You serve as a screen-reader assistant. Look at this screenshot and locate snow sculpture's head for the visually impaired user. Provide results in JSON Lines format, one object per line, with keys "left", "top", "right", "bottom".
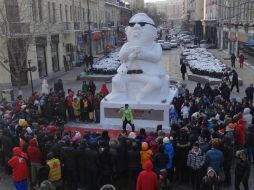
{"left": 126, "top": 13, "right": 157, "bottom": 44}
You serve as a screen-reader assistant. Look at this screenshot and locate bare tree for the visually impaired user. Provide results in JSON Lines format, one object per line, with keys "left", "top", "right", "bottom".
{"left": 0, "top": 0, "right": 51, "bottom": 90}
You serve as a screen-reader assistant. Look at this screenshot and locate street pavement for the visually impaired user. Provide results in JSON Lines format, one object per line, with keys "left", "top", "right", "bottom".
{"left": 1, "top": 47, "right": 254, "bottom": 189}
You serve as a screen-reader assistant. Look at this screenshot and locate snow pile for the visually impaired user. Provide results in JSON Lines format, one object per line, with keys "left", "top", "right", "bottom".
{"left": 182, "top": 48, "right": 228, "bottom": 78}
{"left": 92, "top": 52, "right": 121, "bottom": 74}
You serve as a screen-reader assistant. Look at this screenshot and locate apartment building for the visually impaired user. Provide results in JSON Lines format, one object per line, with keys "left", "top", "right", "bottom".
{"left": 182, "top": 0, "right": 204, "bottom": 38}
{"left": 217, "top": 0, "right": 254, "bottom": 58}
{"left": 0, "top": 0, "right": 131, "bottom": 89}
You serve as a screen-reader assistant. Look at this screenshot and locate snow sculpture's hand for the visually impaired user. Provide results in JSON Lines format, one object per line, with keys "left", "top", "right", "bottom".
{"left": 128, "top": 47, "right": 141, "bottom": 61}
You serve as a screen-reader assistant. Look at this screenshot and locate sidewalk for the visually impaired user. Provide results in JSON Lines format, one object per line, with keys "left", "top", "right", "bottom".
{"left": 209, "top": 49, "right": 254, "bottom": 99}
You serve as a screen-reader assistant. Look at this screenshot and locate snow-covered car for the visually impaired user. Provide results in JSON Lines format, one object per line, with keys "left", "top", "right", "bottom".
{"left": 183, "top": 38, "right": 191, "bottom": 43}
{"left": 182, "top": 48, "right": 229, "bottom": 78}
{"left": 161, "top": 42, "right": 171, "bottom": 50}
{"left": 157, "top": 40, "right": 165, "bottom": 47}
{"left": 92, "top": 52, "right": 121, "bottom": 74}
{"left": 170, "top": 40, "right": 178, "bottom": 48}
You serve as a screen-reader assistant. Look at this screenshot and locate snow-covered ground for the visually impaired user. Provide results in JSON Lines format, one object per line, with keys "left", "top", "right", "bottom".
{"left": 182, "top": 48, "right": 228, "bottom": 77}
{"left": 92, "top": 52, "right": 121, "bottom": 74}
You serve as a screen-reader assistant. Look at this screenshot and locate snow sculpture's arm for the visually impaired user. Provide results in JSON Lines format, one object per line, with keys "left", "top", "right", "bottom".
{"left": 119, "top": 43, "right": 131, "bottom": 62}
{"left": 137, "top": 43, "right": 162, "bottom": 63}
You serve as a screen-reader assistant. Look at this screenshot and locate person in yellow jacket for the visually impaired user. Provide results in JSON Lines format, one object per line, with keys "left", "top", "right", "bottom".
{"left": 72, "top": 96, "right": 80, "bottom": 120}
{"left": 140, "top": 142, "right": 153, "bottom": 169}
{"left": 119, "top": 104, "right": 135, "bottom": 132}
{"left": 46, "top": 153, "right": 62, "bottom": 185}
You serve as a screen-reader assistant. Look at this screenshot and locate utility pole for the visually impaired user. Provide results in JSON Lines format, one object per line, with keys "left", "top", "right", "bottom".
{"left": 28, "top": 60, "right": 34, "bottom": 94}
{"left": 87, "top": 0, "right": 93, "bottom": 56}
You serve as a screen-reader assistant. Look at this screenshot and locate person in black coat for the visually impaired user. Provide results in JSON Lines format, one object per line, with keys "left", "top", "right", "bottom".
{"left": 231, "top": 70, "right": 239, "bottom": 93}
{"left": 245, "top": 84, "right": 254, "bottom": 106}
{"left": 203, "top": 83, "right": 212, "bottom": 98}
{"left": 99, "top": 146, "right": 113, "bottom": 186}
{"left": 211, "top": 86, "right": 220, "bottom": 101}
{"left": 175, "top": 132, "right": 191, "bottom": 183}
{"left": 180, "top": 62, "right": 187, "bottom": 80}
{"left": 60, "top": 139, "right": 78, "bottom": 190}
{"left": 220, "top": 82, "right": 231, "bottom": 101}
{"left": 54, "top": 79, "right": 64, "bottom": 94}
{"left": 1, "top": 128, "right": 14, "bottom": 174}
{"left": 153, "top": 145, "right": 169, "bottom": 175}
{"left": 77, "top": 140, "right": 88, "bottom": 188}
{"left": 235, "top": 150, "right": 251, "bottom": 190}
{"left": 231, "top": 53, "right": 236, "bottom": 68}
{"left": 222, "top": 136, "right": 234, "bottom": 187}
{"left": 193, "top": 83, "right": 203, "bottom": 97}
{"left": 85, "top": 142, "right": 100, "bottom": 190}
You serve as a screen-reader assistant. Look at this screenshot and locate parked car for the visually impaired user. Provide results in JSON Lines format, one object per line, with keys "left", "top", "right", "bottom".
{"left": 170, "top": 40, "right": 178, "bottom": 48}
{"left": 157, "top": 40, "right": 165, "bottom": 47}
{"left": 183, "top": 38, "right": 191, "bottom": 43}
{"left": 161, "top": 42, "right": 171, "bottom": 50}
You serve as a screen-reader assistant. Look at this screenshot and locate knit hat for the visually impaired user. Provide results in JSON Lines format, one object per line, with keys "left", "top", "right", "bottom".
{"left": 19, "top": 119, "right": 28, "bottom": 128}
{"left": 128, "top": 132, "right": 136, "bottom": 139}
{"left": 207, "top": 167, "right": 215, "bottom": 174}
{"left": 236, "top": 149, "right": 246, "bottom": 158}
{"left": 163, "top": 137, "right": 169, "bottom": 144}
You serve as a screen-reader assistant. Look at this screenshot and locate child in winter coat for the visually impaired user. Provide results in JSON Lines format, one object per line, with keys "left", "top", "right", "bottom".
{"left": 72, "top": 96, "right": 80, "bottom": 120}
{"left": 140, "top": 142, "right": 153, "bottom": 169}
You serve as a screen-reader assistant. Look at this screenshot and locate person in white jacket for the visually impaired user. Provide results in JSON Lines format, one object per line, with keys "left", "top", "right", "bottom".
{"left": 243, "top": 107, "right": 253, "bottom": 129}
{"left": 181, "top": 102, "right": 190, "bottom": 123}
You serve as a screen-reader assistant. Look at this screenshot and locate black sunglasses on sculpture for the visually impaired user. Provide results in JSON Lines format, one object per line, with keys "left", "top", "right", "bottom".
{"left": 129, "top": 22, "right": 156, "bottom": 27}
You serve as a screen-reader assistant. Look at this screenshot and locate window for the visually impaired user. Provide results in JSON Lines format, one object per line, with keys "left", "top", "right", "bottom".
{"left": 60, "top": 4, "right": 63, "bottom": 21}
{"left": 83, "top": 8, "right": 85, "bottom": 21}
{"left": 65, "top": 5, "right": 68, "bottom": 22}
{"left": 48, "top": 2, "right": 51, "bottom": 23}
{"left": 32, "top": 0, "right": 37, "bottom": 22}
{"left": 70, "top": 6, "right": 73, "bottom": 21}
{"left": 38, "top": 0, "right": 43, "bottom": 22}
{"left": 52, "top": 2, "right": 56, "bottom": 23}
{"left": 250, "top": 2, "right": 254, "bottom": 21}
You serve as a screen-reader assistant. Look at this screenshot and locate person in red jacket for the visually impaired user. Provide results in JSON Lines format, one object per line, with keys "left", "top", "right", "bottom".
{"left": 235, "top": 117, "right": 246, "bottom": 150}
{"left": 136, "top": 160, "right": 158, "bottom": 190}
{"left": 27, "top": 138, "right": 43, "bottom": 186}
{"left": 8, "top": 147, "right": 29, "bottom": 190}
{"left": 239, "top": 53, "right": 244, "bottom": 69}
{"left": 66, "top": 89, "right": 74, "bottom": 120}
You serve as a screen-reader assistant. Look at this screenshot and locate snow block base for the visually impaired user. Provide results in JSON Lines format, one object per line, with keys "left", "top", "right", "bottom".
{"left": 100, "top": 89, "right": 178, "bottom": 130}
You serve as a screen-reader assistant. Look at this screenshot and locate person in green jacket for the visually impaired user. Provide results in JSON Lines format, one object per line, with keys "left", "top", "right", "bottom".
{"left": 119, "top": 104, "right": 135, "bottom": 132}
{"left": 82, "top": 81, "right": 89, "bottom": 93}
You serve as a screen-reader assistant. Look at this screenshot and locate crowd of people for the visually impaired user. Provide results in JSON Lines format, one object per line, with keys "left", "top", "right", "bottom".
{"left": 0, "top": 77, "right": 254, "bottom": 190}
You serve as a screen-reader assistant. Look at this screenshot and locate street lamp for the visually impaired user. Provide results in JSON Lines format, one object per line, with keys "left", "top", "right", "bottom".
{"left": 87, "top": 0, "right": 93, "bottom": 56}
{"left": 27, "top": 60, "right": 37, "bottom": 94}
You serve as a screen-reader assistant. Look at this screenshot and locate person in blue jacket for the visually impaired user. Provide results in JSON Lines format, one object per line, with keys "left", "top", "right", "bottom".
{"left": 163, "top": 137, "right": 175, "bottom": 181}
{"left": 205, "top": 139, "right": 224, "bottom": 174}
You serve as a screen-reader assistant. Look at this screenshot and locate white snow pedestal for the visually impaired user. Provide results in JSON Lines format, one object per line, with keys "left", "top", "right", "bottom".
{"left": 100, "top": 88, "right": 178, "bottom": 130}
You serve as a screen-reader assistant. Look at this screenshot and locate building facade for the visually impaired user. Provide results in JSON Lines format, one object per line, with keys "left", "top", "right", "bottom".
{"left": 202, "top": 0, "right": 218, "bottom": 44}
{"left": 217, "top": 0, "right": 254, "bottom": 60}
{"left": 182, "top": 0, "right": 204, "bottom": 38}
{"left": 124, "top": 0, "right": 144, "bottom": 12}
{"left": 0, "top": 0, "right": 131, "bottom": 89}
